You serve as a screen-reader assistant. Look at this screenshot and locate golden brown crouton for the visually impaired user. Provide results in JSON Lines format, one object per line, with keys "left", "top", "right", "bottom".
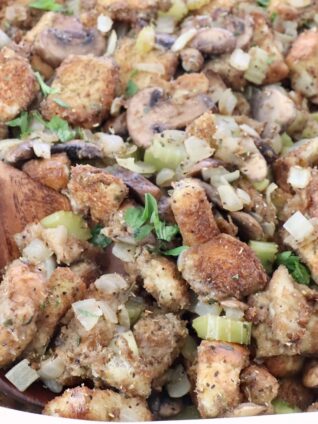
{"left": 22, "top": 153, "right": 70, "bottom": 191}
{"left": 41, "top": 55, "right": 118, "bottom": 129}
{"left": 278, "top": 377, "right": 314, "bottom": 410}
{"left": 170, "top": 178, "right": 220, "bottom": 246}
{"left": 67, "top": 165, "right": 128, "bottom": 223}
{"left": 43, "top": 386, "right": 152, "bottom": 421}
{"left": 25, "top": 267, "right": 86, "bottom": 358}
{"left": 186, "top": 111, "right": 217, "bottom": 148}
{"left": 96, "top": 0, "right": 160, "bottom": 23}
{"left": 178, "top": 234, "right": 268, "bottom": 301}
{"left": 240, "top": 365, "right": 279, "bottom": 405}
{"left": 286, "top": 30, "right": 318, "bottom": 103}
{"left": 0, "top": 47, "right": 38, "bottom": 122}
{"left": 136, "top": 251, "right": 190, "bottom": 312}
{"left": 0, "top": 259, "right": 47, "bottom": 366}
{"left": 265, "top": 355, "right": 305, "bottom": 378}
{"left": 196, "top": 340, "right": 249, "bottom": 418}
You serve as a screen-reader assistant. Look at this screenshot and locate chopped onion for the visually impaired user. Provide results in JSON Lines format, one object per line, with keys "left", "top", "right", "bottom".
{"left": 288, "top": 0, "right": 311, "bottom": 7}
{"left": 218, "top": 89, "right": 238, "bottom": 116}
{"left": 110, "top": 96, "right": 124, "bottom": 116}
{"left": 224, "top": 306, "right": 245, "bottom": 321}
{"left": 156, "top": 168, "right": 175, "bottom": 187}
{"left": 112, "top": 242, "right": 137, "bottom": 262}
{"left": 0, "top": 29, "right": 11, "bottom": 48}
{"left": 171, "top": 28, "right": 197, "bottom": 52}
{"left": 44, "top": 256, "right": 56, "bottom": 279}
{"left": 38, "top": 357, "right": 65, "bottom": 380}
{"left": 287, "top": 166, "right": 311, "bottom": 189}
{"left": 134, "top": 62, "right": 165, "bottom": 75}
{"left": 97, "top": 300, "right": 118, "bottom": 323}
{"left": 244, "top": 47, "right": 270, "bottom": 85}
{"left": 184, "top": 136, "right": 214, "bottom": 162}
{"left": 33, "top": 142, "right": 51, "bottom": 159}
{"left": 121, "top": 330, "right": 139, "bottom": 356}
{"left": 186, "top": 0, "right": 210, "bottom": 10}
{"left": 218, "top": 184, "right": 243, "bottom": 212}
{"left": 5, "top": 359, "right": 39, "bottom": 392}
{"left": 166, "top": 365, "right": 191, "bottom": 398}
{"left": 22, "top": 239, "right": 52, "bottom": 264}
{"left": 72, "top": 299, "right": 103, "bottom": 331}
{"left": 106, "top": 30, "right": 117, "bottom": 56}
{"left": 42, "top": 379, "right": 63, "bottom": 393}
{"left": 160, "top": 0, "right": 188, "bottom": 22}
{"left": 230, "top": 48, "right": 251, "bottom": 71}
{"left": 156, "top": 15, "right": 175, "bottom": 34}
{"left": 192, "top": 300, "right": 222, "bottom": 316}
{"left": 95, "top": 273, "right": 128, "bottom": 294}
{"left": 118, "top": 305, "right": 130, "bottom": 328}
{"left": 294, "top": 69, "right": 318, "bottom": 97}
{"left": 236, "top": 188, "right": 251, "bottom": 205}
{"left": 283, "top": 211, "right": 314, "bottom": 242}
{"left": 116, "top": 157, "right": 156, "bottom": 174}
{"left": 266, "top": 182, "right": 278, "bottom": 206}
{"left": 97, "top": 15, "right": 113, "bottom": 33}
{"left": 95, "top": 133, "right": 124, "bottom": 157}
{"left": 240, "top": 124, "right": 259, "bottom": 138}
{"left": 135, "top": 26, "right": 155, "bottom": 54}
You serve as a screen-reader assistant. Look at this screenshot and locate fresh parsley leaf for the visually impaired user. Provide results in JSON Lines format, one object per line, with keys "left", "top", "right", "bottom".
{"left": 46, "top": 116, "right": 76, "bottom": 142}
{"left": 126, "top": 80, "right": 139, "bottom": 97}
{"left": 162, "top": 246, "right": 188, "bottom": 256}
{"left": 35, "top": 72, "right": 59, "bottom": 96}
{"left": 29, "top": 0, "right": 63, "bottom": 11}
{"left": 90, "top": 224, "right": 112, "bottom": 248}
{"left": 53, "top": 98, "right": 71, "bottom": 109}
{"left": 152, "top": 217, "right": 179, "bottom": 242}
{"left": 276, "top": 251, "right": 311, "bottom": 285}
{"left": 257, "top": 0, "right": 270, "bottom": 7}
{"left": 124, "top": 206, "right": 145, "bottom": 230}
{"left": 7, "top": 111, "right": 30, "bottom": 138}
{"left": 134, "top": 224, "right": 153, "bottom": 241}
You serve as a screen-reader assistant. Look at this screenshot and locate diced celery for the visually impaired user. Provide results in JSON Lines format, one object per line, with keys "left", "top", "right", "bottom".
{"left": 181, "top": 335, "right": 197, "bottom": 361}
{"left": 244, "top": 47, "right": 270, "bottom": 85}
{"left": 281, "top": 132, "right": 294, "bottom": 154}
{"left": 144, "top": 135, "right": 187, "bottom": 171}
{"left": 252, "top": 179, "right": 270, "bottom": 192}
{"left": 272, "top": 399, "right": 301, "bottom": 414}
{"left": 135, "top": 26, "right": 155, "bottom": 54}
{"left": 249, "top": 240, "right": 278, "bottom": 272}
{"left": 160, "top": 0, "right": 188, "bottom": 22}
{"left": 192, "top": 314, "right": 252, "bottom": 345}
{"left": 41, "top": 211, "right": 91, "bottom": 241}
{"left": 125, "top": 297, "right": 145, "bottom": 326}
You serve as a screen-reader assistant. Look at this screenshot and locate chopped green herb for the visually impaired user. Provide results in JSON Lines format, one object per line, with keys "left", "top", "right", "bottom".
{"left": 162, "top": 246, "right": 189, "bottom": 257}
{"left": 29, "top": 0, "right": 63, "bottom": 11}
{"left": 46, "top": 116, "right": 76, "bottom": 142}
{"left": 272, "top": 399, "right": 301, "bottom": 414}
{"left": 125, "top": 80, "right": 139, "bottom": 97}
{"left": 270, "top": 11, "right": 278, "bottom": 22}
{"left": 7, "top": 111, "right": 30, "bottom": 138}
{"left": 53, "top": 98, "right": 71, "bottom": 109}
{"left": 276, "top": 251, "right": 311, "bottom": 285}
{"left": 124, "top": 193, "right": 179, "bottom": 243}
{"left": 90, "top": 224, "right": 112, "bottom": 248}
{"left": 257, "top": 0, "right": 270, "bottom": 7}
{"left": 35, "top": 72, "right": 59, "bottom": 96}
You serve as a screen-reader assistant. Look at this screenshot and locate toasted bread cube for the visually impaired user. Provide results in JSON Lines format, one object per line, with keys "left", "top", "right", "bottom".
{"left": 197, "top": 340, "right": 249, "bottom": 418}
{"left": 241, "top": 364, "right": 279, "bottom": 405}
{"left": 170, "top": 178, "right": 220, "bottom": 246}
{"left": 178, "top": 234, "right": 268, "bottom": 301}
{"left": 41, "top": 55, "right": 118, "bottom": 128}
{"left": 0, "top": 47, "right": 38, "bottom": 122}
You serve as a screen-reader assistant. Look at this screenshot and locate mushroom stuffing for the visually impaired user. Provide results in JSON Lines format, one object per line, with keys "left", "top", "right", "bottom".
{"left": 1, "top": 0, "right": 318, "bottom": 421}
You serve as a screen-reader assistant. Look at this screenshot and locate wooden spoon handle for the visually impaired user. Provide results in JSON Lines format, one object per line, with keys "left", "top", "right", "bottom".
{"left": 0, "top": 162, "right": 70, "bottom": 270}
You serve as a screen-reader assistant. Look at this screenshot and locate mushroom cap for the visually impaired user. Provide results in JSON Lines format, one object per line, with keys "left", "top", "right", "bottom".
{"left": 191, "top": 28, "right": 236, "bottom": 55}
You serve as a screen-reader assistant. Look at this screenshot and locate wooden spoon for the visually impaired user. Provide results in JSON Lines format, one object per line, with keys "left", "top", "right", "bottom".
{"left": 0, "top": 162, "right": 70, "bottom": 407}
{"left": 0, "top": 161, "right": 70, "bottom": 270}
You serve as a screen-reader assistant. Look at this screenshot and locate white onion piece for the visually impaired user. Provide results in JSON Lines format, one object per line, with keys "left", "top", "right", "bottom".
{"left": 192, "top": 300, "right": 222, "bottom": 316}
{"left": 240, "top": 124, "right": 259, "bottom": 138}
{"left": 283, "top": 211, "right": 314, "bottom": 242}
{"left": 38, "top": 357, "right": 65, "bottom": 380}
{"left": 33, "top": 142, "right": 51, "bottom": 159}
{"left": 156, "top": 168, "right": 175, "bottom": 187}
{"left": 236, "top": 188, "right": 251, "bottom": 205}
{"left": 106, "top": 30, "right": 117, "bottom": 56}
{"left": 0, "top": 29, "right": 11, "bottom": 48}
{"left": 287, "top": 166, "right": 311, "bottom": 189}
{"left": 166, "top": 365, "right": 191, "bottom": 398}
{"left": 184, "top": 136, "right": 214, "bottom": 162}
{"left": 171, "top": 28, "right": 197, "bottom": 52}
{"left": 230, "top": 48, "right": 251, "bottom": 71}
{"left": 224, "top": 306, "right": 245, "bottom": 321}
{"left": 288, "top": 0, "right": 311, "bottom": 7}
{"left": 44, "top": 256, "right": 56, "bottom": 279}
{"left": 42, "top": 379, "right": 63, "bottom": 393}
{"left": 294, "top": 69, "right": 318, "bottom": 97}
{"left": 98, "top": 300, "right": 118, "bottom": 323}
{"left": 266, "top": 182, "right": 278, "bottom": 205}
{"left": 134, "top": 62, "right": 165, "bottom": 75}
{"left": 95, "top": 273, "right": 128, "bottom": 294}
{"left": 218, "top": 184, "right": 243, "bottom": 212}
{"left": 112, "top": 242, "right": 137, "bottom": 262}
{"left": 5, "top": 360, "right": 39, "bottom": 392}
{"left": 121, "top": 331, "right": 139, "bottom": 356}
{"left": 72, "top": 299, "right": 103, "bottom": 331}
{"left": 218, "top": 89, "right": 237, "bottom": 116}
{"left": 116, "top": 157, "right": 155, "bottom": 174}
{"left": 97, "top": 15, "right": 113, "bottom": 33}
{"left": 110, "top": 96, "right": 124, "bottom": 116}
{"left": 22, "top": 239, "right": 52, "bottom": 264}
{"left": 95, "top": 133, "right": 125, "bottom": 157}
{"left": 156, "top": 15, "right": 175, "bottom": 34}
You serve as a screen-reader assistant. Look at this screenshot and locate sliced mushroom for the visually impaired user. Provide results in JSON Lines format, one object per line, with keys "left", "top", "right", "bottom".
{"left": 155, "top": 33, "right": 177, "bottom": 50}
{"left": 0, "top": 139, "right": 34, "bottom": 163}
{"left": 105, "top": 165, "right": 161, "bottom": 202}
{"left": 33, "top": 15, "right": 106, "bottom": 68}
{"left": 225, "top": 403, "right": 269, "bottom": 418}
{"left": 191, "top": 28, "right": 236, "bottom": 55}
{"left": 51, "top": 140, "right": 102, "bottom": 160}
{"left": 251, "top": 86, "right": 297, "bottom": 132}
{"left": 186, "top": 158, "right": 229, "bottom": 177}
{"left": 230, "top": 211, "right": 265, "bottom": 241}
{"left": 127, "top": 87, "right": 214, "bottom": 148}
